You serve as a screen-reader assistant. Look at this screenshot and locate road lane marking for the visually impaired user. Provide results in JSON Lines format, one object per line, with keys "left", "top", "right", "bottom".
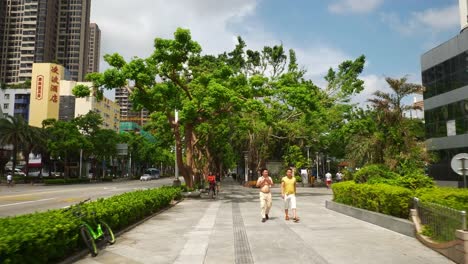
{"left": 0, "top": 198, "right": 55, "bottom": 208}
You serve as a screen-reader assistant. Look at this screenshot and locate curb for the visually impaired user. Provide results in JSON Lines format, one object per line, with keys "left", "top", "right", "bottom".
{"left": 325, "top": 200, "right": 415, "bottom": 237}
{"left": 57, "top": 199, "right": 183, "bottom": 264}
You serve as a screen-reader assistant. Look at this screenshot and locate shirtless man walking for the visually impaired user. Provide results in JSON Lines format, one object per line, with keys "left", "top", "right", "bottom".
{"left": 256, "top": 168, "right": 274, "bottom": 223}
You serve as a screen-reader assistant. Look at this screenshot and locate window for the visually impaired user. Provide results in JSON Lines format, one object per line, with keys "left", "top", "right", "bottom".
{"left": 4, "top": 94, "right": 10, "bottom": 99}
{"left": 3, "top": 103, "right": 9, "bottom": 109}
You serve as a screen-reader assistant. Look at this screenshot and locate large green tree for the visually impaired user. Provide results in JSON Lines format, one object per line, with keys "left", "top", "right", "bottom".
{"left": 343, "top": 76, "right": 428, "bottom": 173}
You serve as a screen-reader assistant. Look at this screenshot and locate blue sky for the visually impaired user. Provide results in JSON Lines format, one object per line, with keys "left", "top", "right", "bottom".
{"left": 92, "top": 0, "right": 460, "bottom": 106}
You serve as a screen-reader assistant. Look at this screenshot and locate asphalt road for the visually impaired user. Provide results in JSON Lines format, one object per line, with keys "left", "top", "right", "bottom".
{"left": 0, "top": 177, "right": 178, "bottom": 218}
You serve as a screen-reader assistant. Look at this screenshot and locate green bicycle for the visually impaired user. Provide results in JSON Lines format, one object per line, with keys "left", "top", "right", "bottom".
{"left": 65, "top": 198, "right": 116, "bottom": 257}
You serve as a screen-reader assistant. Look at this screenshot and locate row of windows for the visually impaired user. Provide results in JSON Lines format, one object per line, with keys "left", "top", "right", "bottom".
{"left": 425, "top": 119, "right": 468, "bottom": 138}
{"left": 425, "top": 100, "right": 468, "bottom": 124}
{"left": 425, "top": 100, "right": 468, "bottom": 138}
{"left": 422, "top": 51, "right": 468, "bottom": 99}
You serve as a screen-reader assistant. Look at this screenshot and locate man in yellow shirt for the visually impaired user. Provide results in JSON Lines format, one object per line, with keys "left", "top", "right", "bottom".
{"left": 281, "top": 168, "right": 299, "bottom": 222}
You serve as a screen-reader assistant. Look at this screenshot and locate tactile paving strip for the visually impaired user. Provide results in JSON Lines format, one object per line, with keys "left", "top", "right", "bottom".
{"left": 232, "top": 202, "right": 254, "bottom": 264}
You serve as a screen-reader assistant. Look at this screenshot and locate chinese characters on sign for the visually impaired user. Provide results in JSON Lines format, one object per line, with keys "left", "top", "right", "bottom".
{"left": 49, "top": 66, "right": 60, "bottom": 103}
{"left": 36, "top": 75, "right": 44, "bottom": 100}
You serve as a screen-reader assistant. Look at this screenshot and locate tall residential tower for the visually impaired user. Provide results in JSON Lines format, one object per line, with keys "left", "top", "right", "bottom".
{"left": 87, "top": 22, "right": 100, "bottom": 74}
{"left": 0, "top": 0, "right": 93, "bottom": 85}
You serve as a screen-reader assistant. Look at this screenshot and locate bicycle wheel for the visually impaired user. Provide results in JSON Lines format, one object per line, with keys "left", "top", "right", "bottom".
{"left": 80, "top": 226, "right": 98, "bottom": 257}
{"left": 209, "top": 187, "right": 213, "bottom": 199}
{"left": 100, "top": 221, "right": 116, "bottom": 244}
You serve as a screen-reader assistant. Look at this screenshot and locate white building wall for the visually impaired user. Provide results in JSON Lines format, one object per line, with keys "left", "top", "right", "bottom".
{"left": 0, "top": 89, "right": 30, "bottom": 117}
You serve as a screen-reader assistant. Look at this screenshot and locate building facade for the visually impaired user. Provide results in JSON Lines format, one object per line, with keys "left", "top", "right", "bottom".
{"left": 0, "top": 0, "right": 93, "bottom": 85}
{"left": 115, "top": 86, "right": 149, "bottom": 126}
{"left": 56, "top": 0, "right": 91, "bottom": 82}
{"left": 0, "top": 0, "right": 60, "bottom": 84}
{"left": 86, "top": 23, "right": 100, "bottom": 74}
{"left": 29, "top": 63, "right": 64, "bottom": 127}
{"left": 60, "top": 81, "right": 120, "bottom": 132}
{"left": 0, "top": 88, "right": 31, "bottom": 121}
{"left": 421, "top": 30, "right": 468, "bottom": 187}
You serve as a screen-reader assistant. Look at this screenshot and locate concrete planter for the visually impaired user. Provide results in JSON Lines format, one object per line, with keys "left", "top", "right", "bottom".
{"left": 326, "top": 200, "right": 415, "bottom": 237}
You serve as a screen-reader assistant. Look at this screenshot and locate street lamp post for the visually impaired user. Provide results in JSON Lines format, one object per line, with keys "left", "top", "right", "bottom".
{"left": 243, "top": 151, "right": 249, "bottom": 184}
{"left": 316, "top": 152, "right": 320, "bottom": 180}
{"left": 173, "top": 110, "right": 181, "bottom": 186}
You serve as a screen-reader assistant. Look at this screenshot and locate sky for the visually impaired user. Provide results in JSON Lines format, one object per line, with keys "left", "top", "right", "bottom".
{"left": 90, "top": 0, "right": 460, "bottom": 108}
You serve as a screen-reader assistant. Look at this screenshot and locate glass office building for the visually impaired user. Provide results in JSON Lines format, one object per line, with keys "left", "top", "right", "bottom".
{"left": 421, "top": 29, "right": 468, "bottom": 187}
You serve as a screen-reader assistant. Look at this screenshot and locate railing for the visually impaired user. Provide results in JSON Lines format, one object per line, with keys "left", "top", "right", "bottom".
{"left": 414, "top": 197, "right": 466, "bottom": 242}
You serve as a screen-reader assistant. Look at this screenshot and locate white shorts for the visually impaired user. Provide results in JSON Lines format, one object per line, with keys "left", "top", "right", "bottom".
{"left": 284, "top": 194, "right": 296, "bottom": 209}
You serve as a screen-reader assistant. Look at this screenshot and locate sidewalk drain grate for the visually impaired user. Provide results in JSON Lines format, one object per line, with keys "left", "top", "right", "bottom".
{"left": 232, "top": 202, "right": 254, "bottom": 264}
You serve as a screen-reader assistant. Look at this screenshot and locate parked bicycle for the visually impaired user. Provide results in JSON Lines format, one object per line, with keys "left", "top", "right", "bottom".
{"left": 64, "top": 198, "right": 116, "bottom": 257}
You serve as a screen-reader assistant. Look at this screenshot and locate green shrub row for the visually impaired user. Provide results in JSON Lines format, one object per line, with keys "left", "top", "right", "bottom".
{"left": 0, "top": 186, "right": 182, "bottom": 264}
{"left": 332, "top": 181, "right": 413, "bottom": 218}
{"left": 351, "top": 164, "right": 435, "bottom": 190}
{"left": 416, "top": 187, "right": 468, "bottom": 213}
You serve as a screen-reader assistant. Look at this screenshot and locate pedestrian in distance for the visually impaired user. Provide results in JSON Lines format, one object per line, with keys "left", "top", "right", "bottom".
{"left": 256, "top": 168, "right": 273, "bottom": 223}
{"left": 325, "top": 172, "right": 332, "bottom": 189}
{"left": 335, "top": 171, "right": 343, "bottom": 183}
{"left": 6, "top": 173, "right": 13, "bottom": 187}
{"left": 282, "top": 168, "right": 299, "bottom": 222}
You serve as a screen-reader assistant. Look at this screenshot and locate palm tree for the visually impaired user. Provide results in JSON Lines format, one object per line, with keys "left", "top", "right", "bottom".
{"left": 368, "top": 76, "right": 424, "bottom": 123}
{"left": 20, "top": 126, "right": 45, "bottom": 177}
{"left": 0, "top": 115, "right": 29, "bottom": 174}
{"left": 366, "top": 76, "right": 426, "bottom": 170}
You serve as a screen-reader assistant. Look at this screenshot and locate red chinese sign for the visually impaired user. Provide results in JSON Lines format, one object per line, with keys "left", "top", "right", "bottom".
{"left": 49, "top": 65, "right": 60, "bottom": 104}
{"left": 36, "top": 75, "right": 44, "bottom": 100}
{"left": 51, "top": 66, "right": 59, "bottom": 74}
{"left": 49, "top": 94, "right": 58, "bottom": 103}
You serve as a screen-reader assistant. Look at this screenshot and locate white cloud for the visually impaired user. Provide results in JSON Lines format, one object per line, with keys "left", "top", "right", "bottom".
{"left": 328, "top": 0, "right": 384, "bottom": 14}
{"left": 381, "top": 4, "right": 458, "bottom": 35}
{"left": 91, "top": 0, "right": 257, "bottom": 70}
{"left": 350, "top": 74, "right": 390, "bottom": 107}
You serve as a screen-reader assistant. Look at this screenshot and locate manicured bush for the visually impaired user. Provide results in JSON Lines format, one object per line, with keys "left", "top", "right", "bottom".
{"left": 416, "top": 187, "right": 468, "bottom": 212}
{"left": 295, "top": 175, "right": 302, "bottom": 183}
{"left": 395, "top": 172, "right": 434, "bottom": 190}
{"left": 0, "top": 186, "right": 181, "bottom": 263}
{"left": 366, "top": 172, "right": 434, "bottom": 190}
{"left": 332, "top": 181, "right": 413, "bottom": 218}
{"left": 353, "top": 164, "right": 399, "bottom": 184}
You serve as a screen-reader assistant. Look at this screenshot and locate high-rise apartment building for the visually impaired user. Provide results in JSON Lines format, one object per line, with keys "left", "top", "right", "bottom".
{"left": 56, "top": 0, "right": 91, "bottom": 82}
{"left": 87, "top": 22, "right": 100, "bottom": 74}
{"left": 115, "top": 87, "right": 149, "bottom": 126}
{"left": 0, "top": 0, "right": 92, "bottom": 85}
{"left": 0, "top": 0, "right": 60, "bottom": 84}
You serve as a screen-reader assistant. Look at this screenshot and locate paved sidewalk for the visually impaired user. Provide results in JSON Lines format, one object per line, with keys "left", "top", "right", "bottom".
{"left": 75, "top": 178, "right": 453, "bottom": 264}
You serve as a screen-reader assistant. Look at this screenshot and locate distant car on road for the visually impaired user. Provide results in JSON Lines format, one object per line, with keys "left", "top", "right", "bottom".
{"left": 140, "top": 168, "right": 160, "bottom": 181}
{"left": 5, "top": 167, "right": 26, "bottom": 177}
{"left": 28, "top": 169, "right": 56, "bottom": 177}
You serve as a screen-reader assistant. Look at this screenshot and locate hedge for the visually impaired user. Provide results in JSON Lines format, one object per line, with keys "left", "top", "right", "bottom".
{"left": 0, "top": 186, "right": 181, "bottom": 264}
{"left": 332, "top": 181, "right": 413, "bottom": 218}
{"left": 416, "top": 187, "right": 468, "bottom": 213}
